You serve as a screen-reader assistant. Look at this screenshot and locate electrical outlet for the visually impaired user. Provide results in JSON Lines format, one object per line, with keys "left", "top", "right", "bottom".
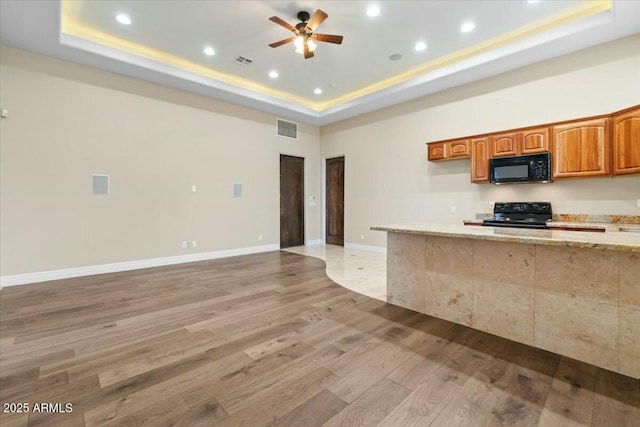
{"left": 258, "top": 234, "right": 263, "bottom": 241}
{"left": 637, "top": 199, "right": 640, "bottom": 208}
{"left": 182, "top": 241, "right": 187, "bottom": 249}
{"left": 360, "top": 233, "right": 364, "bottom": 240}
{"left": 450, "top": 206, "right": 456, "bottom": 214}
{"left": 489, "top": 201, "right": 495, "bottom": 210}
{"left": 192, "top": 241, "right": 197, "bottom": 248}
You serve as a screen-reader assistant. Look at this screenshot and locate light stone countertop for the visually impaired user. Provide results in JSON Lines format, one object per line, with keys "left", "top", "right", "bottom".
{"left": 371, "top": 222, "right": 640, "bottom": 252}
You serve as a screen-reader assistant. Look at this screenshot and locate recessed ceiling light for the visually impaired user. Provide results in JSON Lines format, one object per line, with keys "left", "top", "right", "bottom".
{"left": 414, "top": 41, "right": 427, "bottom": 52}
{"left": 367, "top": 6, "right": 380, "bottom": 17}
{"left": 527, "top": 0, "right": 541, "bottom": 3}
{"left": 203, "top": 46, "right": 215, "bottom": 56}
{"left": 115, "top": 13, "right": 132, "bottom": 25}
{"left": 460, "top": 21, "right": 475, "bottom": 33}
{"left": 269, "top": 70, "right": 279, "bottom": 78}
{"left": 314, "top": 88, "right": 322, "bottom": 95}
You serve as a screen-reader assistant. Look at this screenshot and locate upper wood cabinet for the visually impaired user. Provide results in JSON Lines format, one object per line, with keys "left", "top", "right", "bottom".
{"left": 427, "top": 139, "right": 470, "bottom": 161}
{"left": 490, "top": 132, "right": 520, "bottom": 157}
{"left": 612, "top": 106, "right": 640, "bottom": 175}
{"left": 427, "top": 142, "right": 446, "bottom": 161}
{"left": 449, "top": 140, "right": 471, "bottom": 159}
{"left": 471, "top": 137, "right": 490, "bottom": 183}
{"left": 425, "top": 104, "right": 637, "bottom": 183}
{"left": 552, "top": 118, "right": 610, "bottom": 178}
{"left": 521, "top": 127, "right": 550, "bottom": 154}
{"left": 490, "top": 128, "right": 549, "bottom": 158}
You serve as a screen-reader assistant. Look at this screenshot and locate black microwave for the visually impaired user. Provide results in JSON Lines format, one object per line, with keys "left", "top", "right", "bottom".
{"left": 489, "top": 152, "right": 552, "bottom": 184}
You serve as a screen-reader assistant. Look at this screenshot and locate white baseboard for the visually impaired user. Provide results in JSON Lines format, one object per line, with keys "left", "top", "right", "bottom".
{"left": 0, "top": 244, "right": 280, "bottom": 288}
{"left": 306, "top": 239, "right": 323, "bottom": 246}
{"left": 345, "top": 243, "right": 387, "bottom": 254}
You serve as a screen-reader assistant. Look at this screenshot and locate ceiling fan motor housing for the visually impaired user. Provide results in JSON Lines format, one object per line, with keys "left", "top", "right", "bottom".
{"left": 297, "top": 11, "right": 311, "bottom": 22}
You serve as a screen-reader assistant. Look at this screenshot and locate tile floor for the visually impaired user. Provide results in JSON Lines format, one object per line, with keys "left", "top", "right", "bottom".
{"left": 283, "top": 244, "right": 387, "bottom": 301}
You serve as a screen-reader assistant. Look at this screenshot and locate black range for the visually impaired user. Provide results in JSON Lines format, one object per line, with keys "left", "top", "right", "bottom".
{"left": 482, "top": 202, "right": 552, "bottom": 229}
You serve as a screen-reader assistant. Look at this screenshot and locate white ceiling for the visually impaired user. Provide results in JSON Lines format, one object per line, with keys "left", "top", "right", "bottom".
{"left": 1, "top": 1, "right": 639, "bottom": 126}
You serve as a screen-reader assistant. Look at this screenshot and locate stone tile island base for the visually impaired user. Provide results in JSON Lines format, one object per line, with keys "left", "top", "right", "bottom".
{"left": 386, "top": 232, "right": 639, "bottom": 379}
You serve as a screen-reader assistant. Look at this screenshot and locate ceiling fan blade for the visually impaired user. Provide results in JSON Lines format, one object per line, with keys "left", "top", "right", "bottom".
{"left": 306, "top": 9, "right": 328, "bottom": 31}
{"left": 269, "top": 37, "right": 296, "bottom": 48}
{"left": 269, "top": 16, "right": 296, "bottom": 32}
{"left": 303, "top": 42, "right": 314, "bottom": 59}
{"left": 312, "top": 33, "right": 343, "bottom": 44}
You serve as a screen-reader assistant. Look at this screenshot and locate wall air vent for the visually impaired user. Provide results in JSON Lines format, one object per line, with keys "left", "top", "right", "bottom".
{"left": 234, "top": 56, "right": 253, "bottom": 66}
{"left": 276, "top": 118, "right": 298, "bottom": 140}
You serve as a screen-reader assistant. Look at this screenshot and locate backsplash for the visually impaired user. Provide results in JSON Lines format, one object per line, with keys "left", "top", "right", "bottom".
{"left": 476, "top": 213, "right": 640, "bottom": 224}
{"left": 552, "top": 214, "right": 640, "bottom": 224}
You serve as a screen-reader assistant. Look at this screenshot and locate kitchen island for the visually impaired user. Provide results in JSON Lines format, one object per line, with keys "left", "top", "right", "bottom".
{"left": 371, "top": 223, "right": 639, "bottom": 378}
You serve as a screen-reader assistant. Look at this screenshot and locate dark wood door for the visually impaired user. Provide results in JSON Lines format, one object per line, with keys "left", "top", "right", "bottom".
{"left": 326, "top": 156, "right": 344, "bottom": 246}
{"left": 280, "top": 155, "right": 305, "bottom": 248}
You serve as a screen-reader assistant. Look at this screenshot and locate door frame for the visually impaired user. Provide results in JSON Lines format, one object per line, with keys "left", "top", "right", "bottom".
{"left": 279, "top": 152, "right": 307, "bottom": 247}
{"left": 322, "top": 154, "right": 346, "bottom": 245}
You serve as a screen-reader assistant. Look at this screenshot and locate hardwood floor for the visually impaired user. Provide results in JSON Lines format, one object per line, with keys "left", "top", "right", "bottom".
{"left": 0, "top": 251, "right": 638, "bottom": 426}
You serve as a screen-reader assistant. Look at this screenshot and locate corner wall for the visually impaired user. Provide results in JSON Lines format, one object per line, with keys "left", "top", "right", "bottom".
{"left": 321, "top": 34, "right": 640, "bottom": 249}
{"left": 0, "top": 45, "right": 322, "bottom": 278}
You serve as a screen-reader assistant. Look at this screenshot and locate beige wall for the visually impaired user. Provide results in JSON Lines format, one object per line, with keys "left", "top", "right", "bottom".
{"left": 321, "top": 34, "right": 640, "bottom": 249}
{"left": 2, "top": 34, "right": 640, "bottom": 277}
{"left": 0, "top": 46, "right": 321, "bottom": 276}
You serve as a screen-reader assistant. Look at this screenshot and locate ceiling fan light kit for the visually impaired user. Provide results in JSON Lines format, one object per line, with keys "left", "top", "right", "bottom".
{"left": 295, "top": 37, "right": 317, "bottom": 54}
{"left": 268, "top": 9, "right": 344, "bottom": 59}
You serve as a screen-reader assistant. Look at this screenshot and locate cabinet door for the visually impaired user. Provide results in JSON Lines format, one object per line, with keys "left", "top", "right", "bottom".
{"left": 522, "top": 127, "right": 549, "bottom": 154}
{"left": 552, "top": 118, "right": 610, "bottom": 178}
{"left": 471, "top": 137, "right": 490, "bottom": 183}
{"left": 490, "top": 132, "right": 520, "bottom": 157}
{"left": 612, "top": 107, "right": 640, "bottom": 175}
{"left": 427, "top": 142, "right": 446, "bottom": 161}
{"left": 448, "top": 139, "right": 470, "bottom": 159}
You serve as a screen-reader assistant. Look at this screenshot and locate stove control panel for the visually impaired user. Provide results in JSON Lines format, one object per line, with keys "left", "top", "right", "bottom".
{"left": 493, "top": 202, "right": 552, "bottom": 215}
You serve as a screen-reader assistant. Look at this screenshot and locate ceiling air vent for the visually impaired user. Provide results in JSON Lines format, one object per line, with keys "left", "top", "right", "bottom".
{"left": 234, "top": 56, "right": 253, "bottom": 66}
{"left": 276, "top": 119, "right": 298, "bottom": 140}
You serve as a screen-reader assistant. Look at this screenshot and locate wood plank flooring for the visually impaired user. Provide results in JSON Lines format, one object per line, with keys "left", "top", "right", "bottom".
{"left": 1, "top": 251, "right": 638, "bottom": 426}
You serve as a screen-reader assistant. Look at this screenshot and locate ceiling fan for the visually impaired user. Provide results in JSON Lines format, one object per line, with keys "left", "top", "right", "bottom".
{"left": 268, "top": 10, "right": 344, "bottom": 59}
